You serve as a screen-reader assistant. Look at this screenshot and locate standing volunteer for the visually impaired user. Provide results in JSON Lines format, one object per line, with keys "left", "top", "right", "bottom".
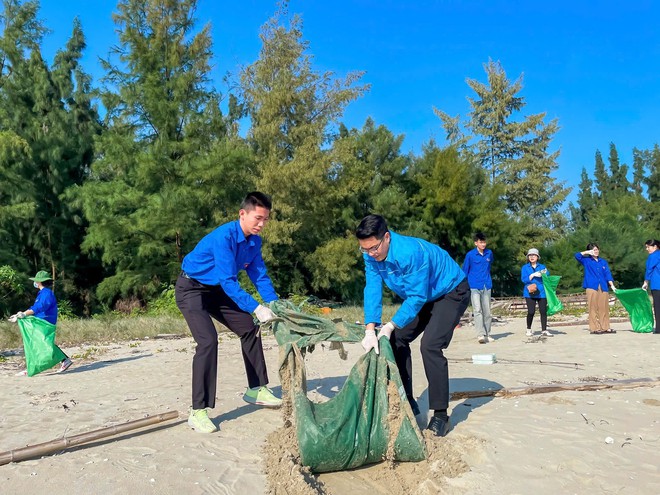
{"left": 176, "top": 192, "right": 281, "bottom": 434}
{"left": 521, "top": 249, "right": 552, "bottom": 337}
{"left": 642, "top": 239, "right": 660, "bottom": 334}
{"left": 575, "top": 243, "right": 617, "bottom": 334}
{"left": 356, "top": 214, "right": 469, "bottom": 437}
{"left": 462, "top": 232, "right": 494, "bottom": 344}
{"left": 9, "top": 270, "right": 73, "bottom": 375}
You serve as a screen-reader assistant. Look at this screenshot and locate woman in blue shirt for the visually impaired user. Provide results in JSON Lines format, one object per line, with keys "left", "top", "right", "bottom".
{"left": 521, "top": 249, "right": 552, "bottom": 337}
{"left": 642, "top": 239, "right": 660, "bottom": 334}
{"left": 575, "top": 243, "right": 617, "bottom": 334}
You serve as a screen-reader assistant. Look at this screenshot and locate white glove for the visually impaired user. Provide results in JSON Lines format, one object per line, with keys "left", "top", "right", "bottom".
{"left": 8, "top": 314, "right": 18, "bottom": 323}
{"left": 16, "top": 311, "right": 26, "bottom": 319}
{"left": 254, "top": 304, "right": 276, "bottom": 324}
{"left": 540, "top": 269, "right": 547, "bottom": 274}
{"left": 530, "top": 272, "right": 542, "bottom": 280}
{"left": 361, "top": 329, "right": 379, "bottom": 354}
{"left": 610, "top": 284, "right": 617, "bottom": 293}
{"left": 378, "top": 321, "right": 395, "bottom": 341}
{"left": 642, "top": 281, "right": 648, "bottom": 291}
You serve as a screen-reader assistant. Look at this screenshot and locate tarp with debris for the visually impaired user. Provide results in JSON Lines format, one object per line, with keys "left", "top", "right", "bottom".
{"left": 269, "top": 300, "right": 426, "bottom": 473}
{"left": 18, "top": 316, "right": 67, "bottom": 376}
{"left": 614, "top": 288, "right": 654, "bottom": 333}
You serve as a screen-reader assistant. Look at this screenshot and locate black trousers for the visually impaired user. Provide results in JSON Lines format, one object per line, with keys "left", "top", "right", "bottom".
{"left": 652, "top": 290, "right": 660, "bottom": 333}
{"left": 390, "top": 279, "right": 470, "bottom": 412}
{"left": 175, "top": 274, "right": 268, "bottom": 409}
{"left": 525, "top": 297, "right": 548, "bottom": 331}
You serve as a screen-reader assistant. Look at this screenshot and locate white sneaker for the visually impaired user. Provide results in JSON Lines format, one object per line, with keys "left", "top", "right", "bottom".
{"left": 541, "top": 330, "right": 553, "bottom": 337}
{"left": 525, "top": 329, "right": 534, "bottom": 337}
{"left": 58, "top": 358, "right": 73, "bottom": 372}
{"left": 15, "top": 369, "right": 27, "bottom": 376}
{"left": 477, "top": 335, "right": 488, "bottom": 344}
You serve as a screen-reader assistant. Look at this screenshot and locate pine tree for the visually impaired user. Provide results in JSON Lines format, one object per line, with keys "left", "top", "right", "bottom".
{"left": 607, "top": 143, "right": 629, "bottom": 196}
{"left": 593, "top": 149, "right": 610, "bottom": 200}
{"left": 76, "top": 0, "right": 251, "bottom": 305}
{"left": 0, "top": 2, "right": 100, "bottom": 311}
{"left": 434, "top": 59, "right": 569, "bottom": 243}
{"left": 240, "top": 8, "right": 367, "bottom": 296}
{"left": 571, "top": 167, "right": 596, "bottom": 226}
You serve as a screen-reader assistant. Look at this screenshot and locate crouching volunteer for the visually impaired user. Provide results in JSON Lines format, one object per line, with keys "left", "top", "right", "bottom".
{"left": 176, "top": 192, "right": 281, "bottom": 434}
{"left": 356, "top": 214, "right": 469, "bottom": 437}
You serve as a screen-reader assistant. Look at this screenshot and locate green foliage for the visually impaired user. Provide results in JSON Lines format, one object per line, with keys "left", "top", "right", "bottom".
{"left": 0, "top": 265, "right": 25, "bottom": 314}
{"left": 145, "top": 284, "right": 180, "bottom": 317}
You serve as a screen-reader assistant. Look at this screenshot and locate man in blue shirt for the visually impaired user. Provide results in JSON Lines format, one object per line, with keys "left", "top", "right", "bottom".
{"left": 176, "top": 192, "right": 281, "bottom": 434}
{"left": 462, "top": 232, "right": 494, "bottom": 344}
{"left": 356, "top": 214, "right": 470, "bottom": 437}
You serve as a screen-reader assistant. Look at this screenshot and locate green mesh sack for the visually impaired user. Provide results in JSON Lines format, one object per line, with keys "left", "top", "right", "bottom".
{"left": 18, "top": 316, "right": 66, "bottom": 376}
{"left": 614, "top": 288, "right": 654, "bottom": 333}
{"left": 541, "top": 273, "right": 564, "bottom": 316}
{"left": 270, "top": 300, "right": 426, "bottom": 473}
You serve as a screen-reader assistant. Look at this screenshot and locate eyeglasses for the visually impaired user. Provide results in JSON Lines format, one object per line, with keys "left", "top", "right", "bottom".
{"left": 359, "top": 237, "right": 385, "bottom": 254}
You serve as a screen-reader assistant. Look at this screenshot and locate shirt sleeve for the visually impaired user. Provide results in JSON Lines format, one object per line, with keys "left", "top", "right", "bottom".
{"left": 363, "top": 258, "right": 383, "bottom": 326}
{"left": 604, "top": 261, "right": 614, "bottom": 282}
{"left": 521, "top": 264, "right": 533, "bottom": 283}
{"left": 246, "top": 251, "right": 278, "bottom": 304}
{"left": 574, "top": 252, "right": 586, "bottom": 265}
{"left": 462, "top": 252, "right": 471, "bottom": 275}
{"left": 213, "top": 234, "right": 260, "bottom": 313}
{"left": 645, "top": 255, "right": 659, "bottom": 280}
{"left": 391, "top": 250, "right": 432, "bottom": 329}
{"left": 29, "top": 290, "right": 53, "bottom": 315}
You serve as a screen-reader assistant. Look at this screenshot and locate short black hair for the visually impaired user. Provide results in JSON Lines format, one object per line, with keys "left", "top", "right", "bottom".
{"left": 356, "top": 214, "right": 388, "bottom": 240}
{"left": 474, "top": 232, "right": 486, "bottom": 242}
{"left": 586, "top": 242, "right": 599, "bottom": 251}
{"left": 645, "top": 239, "right": 660, "bottom": 247}
{"left": 241, "top": 192, "right": 272, "bottom": 211}
{"left": 41, "top": 280, "right": 53, "bottom": 288}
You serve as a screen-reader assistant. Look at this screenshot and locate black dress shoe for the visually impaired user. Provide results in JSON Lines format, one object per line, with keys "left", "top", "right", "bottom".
{"left": 427, "top": 416, "right": 451, "bottom": 437}
{"left": 408, "top": 398, "right": 421, "bottom": 416}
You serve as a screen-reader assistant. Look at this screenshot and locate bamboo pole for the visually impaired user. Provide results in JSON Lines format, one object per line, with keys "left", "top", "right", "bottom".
{"left": 0, "top": 410, "right": 179, "bottom": 466}
{"left": 450, "top": 377, "right": 660, "bottom": 401}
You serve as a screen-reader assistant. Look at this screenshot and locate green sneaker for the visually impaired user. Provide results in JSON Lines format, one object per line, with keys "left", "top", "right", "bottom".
{"left": 188, "top": 408, "right": 218, "bottom": 433}
{"left": 242, "top": 386, "right": 282, "bottom": 408}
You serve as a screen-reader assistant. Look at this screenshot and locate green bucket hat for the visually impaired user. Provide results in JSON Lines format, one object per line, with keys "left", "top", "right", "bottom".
{"left": 29, "top": 270, "right": 52, "bottom": 283}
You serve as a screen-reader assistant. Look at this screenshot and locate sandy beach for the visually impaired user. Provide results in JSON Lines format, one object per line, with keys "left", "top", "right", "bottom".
{"left": 1, "top": 316, "right": 659, "bottom": 494}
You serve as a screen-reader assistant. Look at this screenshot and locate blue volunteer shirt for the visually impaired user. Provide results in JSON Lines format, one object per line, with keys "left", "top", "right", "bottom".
{"left": 29, "top": 287, "right": 58, "bottom": 325}
{"left": 574, "top": 253, "right": 614, "bottom": 291}
{"left": 521, "top": 262, "right": 549, "bottom": 298}
{"left": 462, "top": 247, "right": 493, "bottom": 290}
{"left": 645, "top": 250, "right": 660, "bottom": 290}
{"left": 181, "top": 220, "right": 278, "bottom": 313}
{"left": 363, "top": 231, "right": 466, "bottom": 329}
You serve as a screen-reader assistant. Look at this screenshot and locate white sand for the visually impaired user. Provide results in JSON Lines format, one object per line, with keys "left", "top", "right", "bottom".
{"left": 1, "top": 317, "right": 659, "bottom": 494}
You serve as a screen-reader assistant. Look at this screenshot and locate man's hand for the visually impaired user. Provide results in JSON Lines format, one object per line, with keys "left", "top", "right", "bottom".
{"left": 378, "top": 322, "right": 395, "bottom": 341}
{"left": 254, "top": 304, "right": 276, "bottom": 324}
{"left": 361, "top": 329, "right": 379, "bottom": 354}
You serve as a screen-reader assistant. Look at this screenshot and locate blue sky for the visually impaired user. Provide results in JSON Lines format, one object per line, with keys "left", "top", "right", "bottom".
{"left": 37, "top": 1, "right": 660, "bottom": 205}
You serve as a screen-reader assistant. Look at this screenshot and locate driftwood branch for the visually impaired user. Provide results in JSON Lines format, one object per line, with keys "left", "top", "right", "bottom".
{"left": 450, "top": 377, "right": 660, "bottom": 401}
{"left": 0, "top": 410, "right": 179, "bottom": 466}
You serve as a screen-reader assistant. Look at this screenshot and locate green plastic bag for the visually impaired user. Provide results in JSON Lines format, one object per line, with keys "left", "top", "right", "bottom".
{"left": 614, "top": 288, "right": 654, "bottom": 333}
{"left": 18, "top": 316, "right": 66, "bottom": 376}
{"left": 270, "top": 300, "right": 426, "bottom": 473}
{"left": 541, "top": 273, "right": 564, "bottom": 316}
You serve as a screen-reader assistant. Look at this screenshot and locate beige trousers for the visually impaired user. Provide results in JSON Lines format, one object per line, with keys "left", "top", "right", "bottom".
{"left": 586, "top": 288, "right": 610, "bottom": 332}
